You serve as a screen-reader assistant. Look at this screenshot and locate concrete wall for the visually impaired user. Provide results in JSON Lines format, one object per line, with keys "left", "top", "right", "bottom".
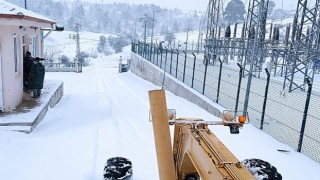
{"left": 130, "top": 52, "right": 223, "bottom": 118}
{"left": 30, "top": 82, "right": 63, "bottom": 133}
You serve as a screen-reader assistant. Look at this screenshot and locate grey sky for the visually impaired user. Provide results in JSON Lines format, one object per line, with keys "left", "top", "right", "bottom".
{"left": 77, "top": 0, "right": 297, "bottom": 11}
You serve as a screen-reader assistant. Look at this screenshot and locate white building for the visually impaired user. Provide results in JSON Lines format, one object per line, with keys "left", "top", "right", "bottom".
{"left": 0, "top": 0, "right": 56, "bottom": 112}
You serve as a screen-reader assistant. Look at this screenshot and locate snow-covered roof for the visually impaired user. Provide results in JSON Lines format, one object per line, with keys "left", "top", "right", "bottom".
{"left": 0, "top": 0, "right": 55, "bottom": 24}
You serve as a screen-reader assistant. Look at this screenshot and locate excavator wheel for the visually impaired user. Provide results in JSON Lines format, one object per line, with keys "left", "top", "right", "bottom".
{"left": 103, "top": 157, "right": 132, "bottom": 180}
{"left": 184, "top": 173, "right": 200, "bottom": 180}
{"left": 242, "top": 158, "right": 282, "bottom": 180}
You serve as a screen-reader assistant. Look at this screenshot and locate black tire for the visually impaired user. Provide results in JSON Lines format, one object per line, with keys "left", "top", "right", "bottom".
{"left": 184, "top": 173, "right": 199, "bottom": 180}
{"left": 103, "top": 157, "right": 132, "bottom": 180}
{"left": 242, "top": 158, "right": 282, "bottom": 180}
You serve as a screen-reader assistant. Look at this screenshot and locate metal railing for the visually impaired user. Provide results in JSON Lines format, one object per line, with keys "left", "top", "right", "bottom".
{"left": 132, "top": 42, "right": 320, "bottom": 163}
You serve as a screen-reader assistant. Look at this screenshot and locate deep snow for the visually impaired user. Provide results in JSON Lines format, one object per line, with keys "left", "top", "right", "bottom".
{"left": 0, "top": 31, "right": 320, "bottom": 179}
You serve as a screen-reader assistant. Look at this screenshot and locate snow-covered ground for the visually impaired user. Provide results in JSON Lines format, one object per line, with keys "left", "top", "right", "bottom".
{"left": 45, "top": 30, "right": 117, "bottom": 63}
{"left": 0, "top": 31, "right": 320, "bottom": 179}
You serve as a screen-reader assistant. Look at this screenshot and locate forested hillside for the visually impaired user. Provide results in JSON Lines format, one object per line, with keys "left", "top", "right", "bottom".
{"left": 7, "top": 0, "right": 204, "bottom": 41}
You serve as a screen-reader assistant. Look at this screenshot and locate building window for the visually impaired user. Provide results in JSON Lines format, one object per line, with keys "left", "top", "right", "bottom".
{"left": 14, "top": 36, "right": 18, "bottom": 73}
{"left": 22, "top": 36, "right": 26, "bottom": 59}
{"left": 32, "top": 37, "right": 38, "bottom": 57}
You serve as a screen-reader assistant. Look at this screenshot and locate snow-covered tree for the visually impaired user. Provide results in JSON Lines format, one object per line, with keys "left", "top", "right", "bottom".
{"left": 173, "top": 20, "right": 180, "bottom": 32}
{"left": 164, "top": 32, "right": 176, "bottom": 45}
{"left": 268, "top": 0, "right": 276, "bottom": 16}
{"left": 59, "top": 55, "right": 71, "bottom": 67}
{"left": 107, "top": 36, "right": 129, "bottom": 53}
{"left": 6, "top": 0, "right": 203, "bottom": 42}
{"left": 223, "top": 0, "right": 246, "bottom": 24}
{"left": 97, "top": 35, "right": 107, "bottom": 53}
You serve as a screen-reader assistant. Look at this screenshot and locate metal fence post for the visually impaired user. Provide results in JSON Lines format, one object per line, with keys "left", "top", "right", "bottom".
{"left": 235, "top": 63, "right": 243, "bottom": 111}
{"left": 164, "top": 47, "right": 168, "bottom": 72}
{"left": 260, "top": 68, "right": 270, "bottom": 130}
{"left": 202, "top": 55, "right": 208, "bottom": 94}
{"left": 140, "top": 43, "right": 142, "bottom": 55}
{"left": 154, "top": 45, "right": 157, "bottom": 64}
{"left": 150, "top": 43, "right": 153, "bottom": 61}
{"left": 170, "top": 48, "right": 173, "bottom": 75}
{"left": 191, "top": 53, "right": 196, "bottom": 88}
{"left": 147, "top": 43, "right": 149, "bottom": 59}
{"left": 145, "top": 43, "right": 148, "bottom": 59}
{"left": 298, "top": 78, "right": 312, "bottom": 152}
{"left": 160, "top": 47, "right": 163, "bottom": 68}
{"left": 216, "top": 58, "right": 223, "bottom": 103}
{"left": 142, "top": 42, "right": 145, "bottom": 58}
{"left": 144, "top": 43, "right": 147, "bottom": 59}
{"left": 139, "top": 41, "right": 142, "bottom": 56}
{"left": 183, "top": 51, "right": 187, "bottom": 83}
{"left": 156, "top": 46, "right": 159, "bottom": 66}
{"left": 134, "top": 43, "right": 137, "bottom": 53}
{"left": 153, "top": 44, "right": 156, "bottom": 64}
{"left": 145, "top": 43, "right": 150, "bottom": 61}
{"left": 176, "top": 49, "right": 179, "bottom": 78}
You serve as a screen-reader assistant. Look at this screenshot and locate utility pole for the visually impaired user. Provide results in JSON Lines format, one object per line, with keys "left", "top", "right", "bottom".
{"left": 144, "top": 17, "right": 147, "bottom": 44}
{"left": 24, "top": 0, "right": 27, "bottom": 9}
{"left": 69, "top": 23, "right": 81, "bottom": 73}
{"left": 185, "top": 27, "right": 189, "bottom": 52}
{"left": 151, "top": 11, "right": 155, "bottom": 45}
{"left": 134, "top": 18, "right": 138, "bottom": 43}
{"left": 75, "top": 23, "right": 81, "bottom": 72}
{"left": 151, "top": 10, "right": 166, "bottom": 46}
{"left": 144, "top": 16, "right": 147, "bottom": 55}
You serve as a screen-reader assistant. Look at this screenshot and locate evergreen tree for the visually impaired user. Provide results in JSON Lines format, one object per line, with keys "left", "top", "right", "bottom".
{"left": 223, "top": 0, "right": 246, "bottom": 24}
{"left": 67, "top": 16, "right": 76, "bottom": 30}
{"left": 268, "top": 0, "right": 276, "bottom": 15}
{"left": 173, "top": 20, "right": 180, "bottom": 32}
{"left": 6, "top": 0, "right": 203, "bottom": 42}
{"left": 97, "top": 35, "right": 107, "bottom": 53}
{"left": 107, "top": 36, "right": 129, "bottom": 53}
{"left": 78, "top": 51, "right": 90, "bottom": 65}
{"left": 160, "top": 24, "right": 168, "bottom": 35}
{"left": 60, "top": 55, "right": 71, "bottom": 67}
{"left": 164, "top": 32, "right": 176, "bottom": 46}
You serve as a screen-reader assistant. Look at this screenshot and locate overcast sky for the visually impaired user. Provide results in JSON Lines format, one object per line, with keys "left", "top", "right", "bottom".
{"left": 74, "top": 0, "right": 297, "bottom": 12}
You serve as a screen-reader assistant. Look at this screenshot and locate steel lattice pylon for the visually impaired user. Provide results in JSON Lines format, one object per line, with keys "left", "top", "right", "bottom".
{"left": 242, "top": 0, "right": 269, "bottom": 77}
{"left": 284, "top": 0, "right": 320, "bottom": 92}
{"left": 205, "top": 0, "right": 224, "bottom": 63}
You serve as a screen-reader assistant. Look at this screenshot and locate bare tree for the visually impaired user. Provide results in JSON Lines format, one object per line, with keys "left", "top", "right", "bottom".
{"left": 44, "top": 46, "right": 63, "bottom": 64}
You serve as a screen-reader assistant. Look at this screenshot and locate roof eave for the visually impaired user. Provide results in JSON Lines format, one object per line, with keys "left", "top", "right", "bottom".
{"left": 0, "top": 14, "right": 55, "bottom": 25}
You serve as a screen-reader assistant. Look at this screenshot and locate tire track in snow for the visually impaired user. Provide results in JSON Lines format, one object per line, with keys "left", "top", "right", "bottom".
{"left": 104, "top": 73, "right": 153, "bottom": 151}
{"left": 89, "top": 70, "right": 121, "bottom": 179}
{"left": 91, "top": 68, "right": 157, "bottom": 177}
{"left": 109, "top": 73, "right": 150, "bottom": 108}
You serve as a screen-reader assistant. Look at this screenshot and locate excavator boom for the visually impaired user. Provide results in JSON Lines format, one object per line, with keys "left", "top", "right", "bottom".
{"left": 149, "top": 89, "right": 255, "bottom": 180}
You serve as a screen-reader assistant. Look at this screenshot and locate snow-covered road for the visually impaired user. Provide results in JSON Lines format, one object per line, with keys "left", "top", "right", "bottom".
{"left": 0, "top": 64, "right": 160, "bottom": 179}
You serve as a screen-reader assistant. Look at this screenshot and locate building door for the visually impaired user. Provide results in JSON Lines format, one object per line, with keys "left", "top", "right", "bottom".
{"left": 0, "top": 40, "right": 4, "bottom": 111}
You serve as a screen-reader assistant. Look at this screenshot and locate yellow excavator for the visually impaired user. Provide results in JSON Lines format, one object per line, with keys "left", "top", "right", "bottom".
{"left": 149, "top": 89, "right": 255, "bottom": 180}
{"left": 103, "top": 89, "right": 281, "bottom": 180}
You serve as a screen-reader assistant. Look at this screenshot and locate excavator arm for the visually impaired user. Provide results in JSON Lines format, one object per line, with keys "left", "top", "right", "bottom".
{"left": 173, "top": 121, "right": 255, "bottom": 179}
{"left": 149, "top": 89, "right": 255, "bottom": 180}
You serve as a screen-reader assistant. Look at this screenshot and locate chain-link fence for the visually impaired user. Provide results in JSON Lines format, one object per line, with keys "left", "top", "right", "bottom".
{"left": 132, "top": 42, "right": 320, "bottom": 163}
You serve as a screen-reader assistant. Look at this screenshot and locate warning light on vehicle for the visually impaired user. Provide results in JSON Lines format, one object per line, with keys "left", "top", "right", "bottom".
{"left": 238, "top": 116, "right": 246, "bottom": 123}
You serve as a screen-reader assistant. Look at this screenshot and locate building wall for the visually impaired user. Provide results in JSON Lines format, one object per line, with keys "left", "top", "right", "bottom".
{"left": 0, "top": 25, "right": 40, "bottom": 112}
{"left": 0, "top": 37, "right": 3, "bottom": 110}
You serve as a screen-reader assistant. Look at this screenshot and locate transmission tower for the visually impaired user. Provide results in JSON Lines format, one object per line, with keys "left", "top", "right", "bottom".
{"left": 241, "top": 0, "right": 269, "bottom": 77}
{"left": 205, "top": 0, "right": 224, "bottom": 63}
{"left": 283, "top": 0, "right": 320, "bottom": 92}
